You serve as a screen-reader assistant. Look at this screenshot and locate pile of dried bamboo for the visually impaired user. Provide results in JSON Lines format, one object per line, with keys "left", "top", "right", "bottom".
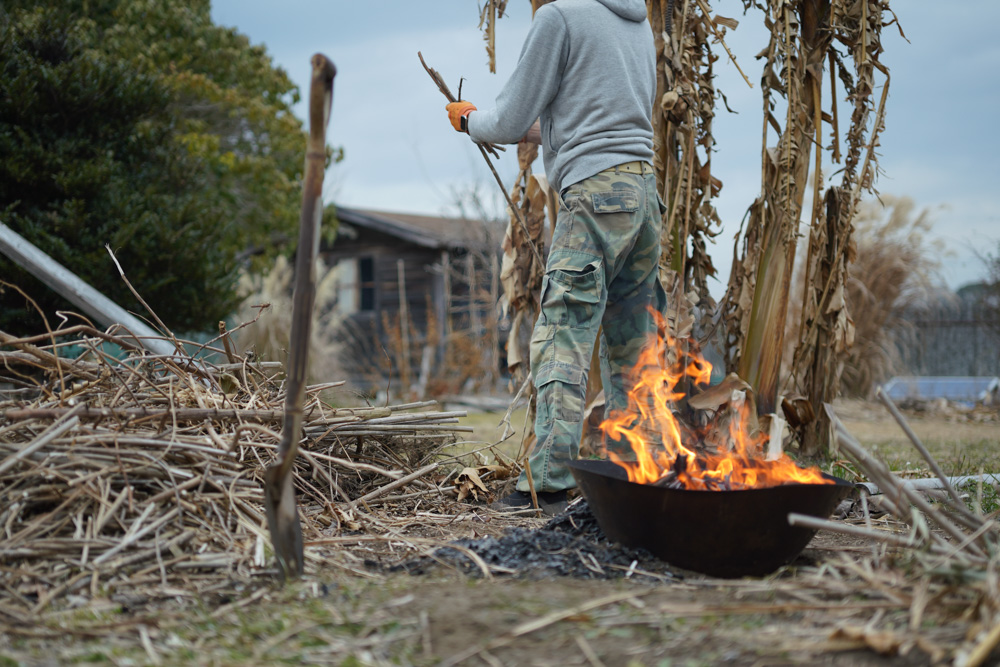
{"left": 0, "top": 324, "right": 468, "bottom": 611}
{"left": 788, "top": 390, "right": 1000, "bottom": 666}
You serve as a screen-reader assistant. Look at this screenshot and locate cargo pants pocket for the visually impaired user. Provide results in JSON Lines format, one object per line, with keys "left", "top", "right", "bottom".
{"left": 535, "top": 361, "right": 585, "bottom": 424}
{"left": 537, "top": 257, "right": 605, "bottom": 329}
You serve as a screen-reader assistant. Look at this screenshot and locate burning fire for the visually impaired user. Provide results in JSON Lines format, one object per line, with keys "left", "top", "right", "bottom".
{"left": 600, "top": 317, "right": 831, "bottom": 491}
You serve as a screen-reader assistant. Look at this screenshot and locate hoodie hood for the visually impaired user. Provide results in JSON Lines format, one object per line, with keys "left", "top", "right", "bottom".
{"left": 594, "top": 0, "right": 648, "bottom": 21}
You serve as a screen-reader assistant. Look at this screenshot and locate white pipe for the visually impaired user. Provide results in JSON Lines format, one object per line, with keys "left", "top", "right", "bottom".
{"left": 855, "top": 474, "right": 1000, "bottom": 496}
{"left": 0, "top": 221, "right": 175, "bottom": 356}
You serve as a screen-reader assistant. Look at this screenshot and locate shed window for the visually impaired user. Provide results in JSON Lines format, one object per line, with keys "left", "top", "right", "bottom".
{"left": 336, "top": 256, "right": 375, "bottom": 314}
{"left": 359, "top": 257, "right": 375, "bottom": 311}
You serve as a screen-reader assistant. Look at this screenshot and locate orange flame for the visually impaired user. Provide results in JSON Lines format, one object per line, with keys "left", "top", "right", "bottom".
{"left": 601, "top": 314, "right": 831, "bottom": 490}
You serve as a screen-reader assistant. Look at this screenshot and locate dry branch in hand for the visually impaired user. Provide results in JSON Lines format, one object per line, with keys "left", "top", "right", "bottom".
{"left": 417, "top": 51, "right": 542, "bottom": 298}
{"left": 416, "top": 51, "right": 504, "bottom": 160}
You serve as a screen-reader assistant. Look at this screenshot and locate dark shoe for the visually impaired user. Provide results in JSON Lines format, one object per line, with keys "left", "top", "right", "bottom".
{"left": 491, "top": 489, "right": 570, "bottom": 516}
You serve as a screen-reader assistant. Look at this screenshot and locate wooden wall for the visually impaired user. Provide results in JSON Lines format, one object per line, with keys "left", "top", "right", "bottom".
{"left": 322, "top": 228, "right": 443, "bottom": 332}
{"left": 321, "top": 222, "right": 501, "bottom": 394}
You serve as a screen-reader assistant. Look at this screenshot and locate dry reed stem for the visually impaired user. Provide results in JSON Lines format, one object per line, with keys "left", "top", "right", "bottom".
{"left": 819, "top": 402, "right": 1000, "bottom": 664}
{"left": 0, "top": 322, "right": 469, "bottom": 610}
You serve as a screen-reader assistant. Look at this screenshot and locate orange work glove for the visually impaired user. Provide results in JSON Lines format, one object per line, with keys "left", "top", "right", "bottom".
{"left": 446, "top": 101, "right": 477, "bottom": 133}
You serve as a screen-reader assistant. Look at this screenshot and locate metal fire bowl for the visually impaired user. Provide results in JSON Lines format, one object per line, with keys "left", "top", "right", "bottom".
{"left": 567, "top": 459, "right": 853, "bottom": 578}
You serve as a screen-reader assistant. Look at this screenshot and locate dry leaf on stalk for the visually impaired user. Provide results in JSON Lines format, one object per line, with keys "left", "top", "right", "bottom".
{"left": 712, "top": 15, "right": 739, "bottom": 30}
{"left": 454, "top": 467, "right": 491, "bottom": 502}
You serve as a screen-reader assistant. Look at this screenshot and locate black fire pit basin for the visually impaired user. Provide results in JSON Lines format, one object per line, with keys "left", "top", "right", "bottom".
{"left": 567, "top": 459, "right": 852, "bottom": 578}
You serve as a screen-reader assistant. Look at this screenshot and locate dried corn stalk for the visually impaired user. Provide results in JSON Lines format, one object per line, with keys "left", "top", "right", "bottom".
{"left": 647, "top": 0, "right": 727, "bottom": 334}
{"left": 788, "top": 0, "right": 896, "bottom": 455}
{"left": 478, "top": 0, "right": 509, "bottom": 74}
{"left": 494, "top": 0, "right": 557, "bottom": 395}
{"left": 721, "top": 0, "right": 835, "bottom": 415}
{"left": 498, "top": 141, "right": 553, "bottom": 379}
{"left": 721, "top": 0, "right": 895, "bottom": 448}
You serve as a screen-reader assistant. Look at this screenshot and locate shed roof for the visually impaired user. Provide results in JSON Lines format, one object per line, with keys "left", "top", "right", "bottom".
{"left": 334, "top": 206, "right": 490, "bottom": 250}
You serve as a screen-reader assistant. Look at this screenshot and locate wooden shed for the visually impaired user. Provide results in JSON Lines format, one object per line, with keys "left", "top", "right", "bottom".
{"left": 324, "top": 206, "right": 502, "bottom": 394}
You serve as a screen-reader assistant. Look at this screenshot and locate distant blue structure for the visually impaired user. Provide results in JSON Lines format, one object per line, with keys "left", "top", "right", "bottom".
{"left": 882, "top": 376, "right": 1000, "bottom": 407}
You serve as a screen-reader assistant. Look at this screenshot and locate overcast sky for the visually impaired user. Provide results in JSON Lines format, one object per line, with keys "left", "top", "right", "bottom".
{"left": 210, "top": 1, "right": 999, "bottom": 295}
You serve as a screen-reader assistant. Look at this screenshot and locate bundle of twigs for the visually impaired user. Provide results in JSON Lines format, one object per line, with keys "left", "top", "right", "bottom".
{"left": 0, "top": 323, "right": 468, "bottom": 610}
{"left": 784, "top": 390, "right": 1000, "bottom": 666}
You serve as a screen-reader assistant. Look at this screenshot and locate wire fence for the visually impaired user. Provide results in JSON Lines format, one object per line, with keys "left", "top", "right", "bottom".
{"left": 899, "top": 300, "right": 1000, "bottom": 376}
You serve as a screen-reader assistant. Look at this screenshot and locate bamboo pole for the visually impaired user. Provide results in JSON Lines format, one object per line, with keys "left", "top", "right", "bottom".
{"left": 263, "top": 53, "right": 336, "bottom": 582}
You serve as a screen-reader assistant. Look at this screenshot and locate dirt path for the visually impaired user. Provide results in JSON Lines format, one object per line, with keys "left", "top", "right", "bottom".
{"left": 404, "top": 575, "right": 933, "bottom": 667}
{"left": 2, "top": 399, "right": 994, "bottom": 665}
{"left": 3, "top": 529, "right": 954, "bottom": 666}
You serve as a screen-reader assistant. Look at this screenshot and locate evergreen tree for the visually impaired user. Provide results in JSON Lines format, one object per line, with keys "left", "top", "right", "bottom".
{"left": 0, "top": 1, "right": 318, "bottom": 334}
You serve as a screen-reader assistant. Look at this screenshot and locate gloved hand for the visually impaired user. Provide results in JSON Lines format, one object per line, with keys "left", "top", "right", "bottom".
{"left": 446, "top": 101, "right": 476, "bottom": 133}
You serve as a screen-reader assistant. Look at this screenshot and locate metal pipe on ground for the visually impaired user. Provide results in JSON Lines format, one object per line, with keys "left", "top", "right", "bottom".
{"left": 854, "top": 474, "right": 1000, "bottom": 496}
{"left": 0, "top": 222, "right": 176, "bottom": 357}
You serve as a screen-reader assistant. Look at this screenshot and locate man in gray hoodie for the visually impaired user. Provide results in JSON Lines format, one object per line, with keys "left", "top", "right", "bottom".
{"left": 447, "top": 0, "right": 665, "bottom": 514}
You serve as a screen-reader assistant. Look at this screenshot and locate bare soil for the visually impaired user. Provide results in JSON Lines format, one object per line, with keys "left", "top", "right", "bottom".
{"left": 1, "top": 398, "right": 997, "bottom": 666}
{"left": 3, "top": 540, "right": 946, "bottom": 666}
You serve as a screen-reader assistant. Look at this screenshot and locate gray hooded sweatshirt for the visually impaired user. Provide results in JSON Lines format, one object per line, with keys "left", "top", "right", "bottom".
{"left": 467, "top": 0, "right": 656, "bottom": 193}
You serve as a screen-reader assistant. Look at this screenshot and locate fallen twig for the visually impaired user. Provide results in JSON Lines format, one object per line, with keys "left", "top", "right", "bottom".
{"left": 352, "top": 461, "right": 442, "bottom": 508}
{"left": 439, "top": 590, "right": 651, "bottom": 667}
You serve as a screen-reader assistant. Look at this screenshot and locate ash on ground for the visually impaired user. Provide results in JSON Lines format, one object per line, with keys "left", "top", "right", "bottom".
{"left": 390, "top": 500, "right": 678, "bottom": 581}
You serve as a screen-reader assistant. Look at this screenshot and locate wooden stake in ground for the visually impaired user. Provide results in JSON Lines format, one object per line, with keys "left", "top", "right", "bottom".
{"left": 264, "top": 53, "right": 336, "bottom": 582}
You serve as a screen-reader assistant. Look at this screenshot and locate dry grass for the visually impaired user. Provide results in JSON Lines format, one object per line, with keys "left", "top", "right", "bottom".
{"left": 841, "top": 196, "right": 943, "bottom": 397}
{"left": 236, "top": 255, "right": 347, "bottom": 386}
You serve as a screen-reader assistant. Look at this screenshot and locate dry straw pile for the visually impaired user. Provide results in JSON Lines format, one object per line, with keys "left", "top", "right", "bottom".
{"left": 0, "top": 323, "right": 470, "bottom": 613}
{"left": 798, "top": 395, "right": 1000, "bottom": 666}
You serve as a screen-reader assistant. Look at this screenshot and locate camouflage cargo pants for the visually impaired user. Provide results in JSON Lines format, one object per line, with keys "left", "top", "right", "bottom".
{"left": 517, "top": 162, "right": 666, "bottom": 493}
